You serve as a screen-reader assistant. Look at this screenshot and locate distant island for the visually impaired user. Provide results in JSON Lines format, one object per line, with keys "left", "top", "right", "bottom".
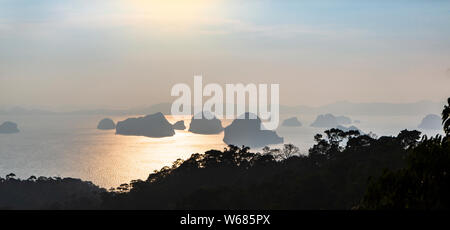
{"left": 188, "top": 112, "right": 223, "bottom": 134}
{"left": 172, "top": 120, "right": 186, "bottom": 130}
{"left": 310, "top": 114, "right": 352, "bottom": 128}
{"left": 0, "top": 121, "right": 20, "bottom": 134}
{"left": 223, "top": 113, "right": 283, "bottom": 148}
{"left": 282, "top": 117, "right": 302, "bottom": 127}
{"left": 97, "top": 118, "right": 116, "bottom": 130}
{"left": 418, "top": 114, "right": 442, "bottom": 130}
{"left": 116, "top": 112, "right": 175, "bottom": 138}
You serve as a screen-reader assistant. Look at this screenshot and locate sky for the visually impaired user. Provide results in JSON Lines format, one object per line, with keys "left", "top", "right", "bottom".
{"left": 0, "top": 0, "right": 449, "bottom": 110}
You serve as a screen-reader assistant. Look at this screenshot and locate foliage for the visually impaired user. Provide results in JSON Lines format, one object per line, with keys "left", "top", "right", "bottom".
{"left": 360, "top": 135, "right": 450, "bottom": 209}
{"left": 443, "top": 98, "right": 450, "bottom": 136}
{"left": 101, "top": 129, "right": 415, "bottom": 209}
{"left": 0, "top": 176, "right": 105, "bottom": 209}
{"left": 359, "top": 97, "right": 450, "bottom": 210}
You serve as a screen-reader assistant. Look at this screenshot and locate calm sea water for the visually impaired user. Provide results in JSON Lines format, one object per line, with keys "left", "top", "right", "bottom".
{"left": 0, "top": 114, "right": 443, "bottom": 189}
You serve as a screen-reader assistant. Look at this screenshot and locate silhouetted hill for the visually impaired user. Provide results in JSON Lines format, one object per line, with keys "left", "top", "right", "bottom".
{"left": 0, "top": 176, "right": 104, "bottom": 209}
{"left": 116, "top": 112, "right": 175, "bottom": 138}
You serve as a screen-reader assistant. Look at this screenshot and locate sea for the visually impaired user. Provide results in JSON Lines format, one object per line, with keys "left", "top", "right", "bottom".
{"left": 0, "top": 114, "right": 444, "bottom": 189}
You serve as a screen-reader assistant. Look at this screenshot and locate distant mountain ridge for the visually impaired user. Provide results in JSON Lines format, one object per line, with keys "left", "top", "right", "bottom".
{"left": 0, "top": 103, "right": 173, "bottom": 116}
{"left": 0, "top": 101, "right": 445, "bottom": 117}
{"left": 280, "top": 101, "right": 445, "bottom": 116}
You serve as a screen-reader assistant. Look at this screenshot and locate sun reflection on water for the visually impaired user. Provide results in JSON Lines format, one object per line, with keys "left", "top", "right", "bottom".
{"left": 82, "top": 115, "right": 229, "bottom": 189}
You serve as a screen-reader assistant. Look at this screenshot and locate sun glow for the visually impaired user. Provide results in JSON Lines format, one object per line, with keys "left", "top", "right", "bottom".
{"left": 123, "top": 0, "right": 223, "bottom": 31}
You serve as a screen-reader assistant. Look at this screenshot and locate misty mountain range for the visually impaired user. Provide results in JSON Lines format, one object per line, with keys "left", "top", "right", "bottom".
{"left": 0, "top": 101, "right": 445, "bottom": 117}
{"left": 280, "top": 101, "right": 445, "bottom": 116}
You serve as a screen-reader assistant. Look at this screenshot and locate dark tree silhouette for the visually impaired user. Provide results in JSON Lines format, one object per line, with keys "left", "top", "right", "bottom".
{"left": 100, "top": 129, "right": 412, "bottom": 210}
{"left": 361, "top": 99, "right": 450, "bottom": 209}
{"left": 443, "top": 97, "right": 450, "bottom": 136}
{"left": 360, "top": 135, "right": 450, "bottom": 209}
{"left": 0, "top": 176, "right": 104, "bottom": 209}
{"left": 1, "top": 98, "right": 449, "bottom": 210}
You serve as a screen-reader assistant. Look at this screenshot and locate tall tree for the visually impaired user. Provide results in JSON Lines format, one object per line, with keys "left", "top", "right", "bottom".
{"left": 443, "top": 97, "right": 450, "bottom": 136}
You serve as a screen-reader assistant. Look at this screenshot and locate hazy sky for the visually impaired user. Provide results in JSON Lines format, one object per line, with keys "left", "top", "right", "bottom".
{"left": 1, "top": 0, "right": 449, "bottom": 109}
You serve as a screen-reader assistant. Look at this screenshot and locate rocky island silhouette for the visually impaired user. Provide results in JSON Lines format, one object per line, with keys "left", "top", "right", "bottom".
{"left": 116, "top": 112, "right": 175, "bottom": 138}
{"left": 97, "top": 118, "right": 116, "bottom": 130}
{"left": 223, "top": 113, "right": 283, "bottom": 148}
{"left": 188, "top": 112, "right": 223, "bottom": 134}
{"left": 418, "top": 114, "right": 442, "bottom": 130}
{"left": 0, "top": 121, "right": 20, "bottom": 134}
{"left": 172, "top": 120, "right": 186, "bottom": 130}
{"left": 282, "top": 117, "right": 302, "bottom": 127}
{"left": 310, "top": 114, "right": 352, "bottom": 128}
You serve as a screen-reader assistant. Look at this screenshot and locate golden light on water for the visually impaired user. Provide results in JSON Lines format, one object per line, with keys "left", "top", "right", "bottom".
{"left": 80, "top": 115, "right": 229, "bottom": 188}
